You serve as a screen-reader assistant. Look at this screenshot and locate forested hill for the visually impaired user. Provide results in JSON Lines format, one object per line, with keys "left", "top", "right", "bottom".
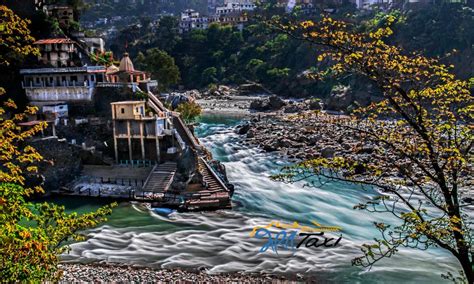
{"left": 105, "top": 3, "right": 473, "bottom": 100}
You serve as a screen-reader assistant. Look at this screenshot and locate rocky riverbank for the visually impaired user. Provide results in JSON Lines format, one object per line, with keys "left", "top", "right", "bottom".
{"left": 59, "top": 264, "right": 305, "bottom": 283}
{"left": 236, "top": 112, "right": 351, "bottom": 162}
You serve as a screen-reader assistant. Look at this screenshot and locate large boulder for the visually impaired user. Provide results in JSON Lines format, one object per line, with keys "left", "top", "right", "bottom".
{"left": 239, "top": 83, "right": 268, "bottom": 95}
{"left": 321, "top": 146, "right": 336, "bottom": 158}
{"left": 250, "top": 95, "right": 286, "bottom": 111}
{"left": 250, "top": 99, "right": 265, "bottom": 110}
{"left": 235, "top": 123, "right": 251, "bottom": 135}
{"left": 308, "top": 99, "right": 322, "bottom": 110}
{"left": 268, "top": 95, "right": 286, "bottom": 109}
{"left": 324, "top": 85, "right": 353, "bottom": 111}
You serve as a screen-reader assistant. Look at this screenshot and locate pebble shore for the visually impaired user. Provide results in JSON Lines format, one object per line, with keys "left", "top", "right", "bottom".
{"left": 59, "top": 264, "right": 307, "bottom": 283}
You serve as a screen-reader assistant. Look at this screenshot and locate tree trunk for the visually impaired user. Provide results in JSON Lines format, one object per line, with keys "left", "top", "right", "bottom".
{"left": 457, "top": 251, "right": 473, "bottom": 283}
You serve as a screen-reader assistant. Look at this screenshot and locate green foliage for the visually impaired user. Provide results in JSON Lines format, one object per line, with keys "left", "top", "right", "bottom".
{"left": 0, "top": 183, "right": 115, "bottom": 281}
{"left": 136, "top": 48, "right": 180, "bottom": 91}
{"left": 90, "top": 51, "right": 116, "bottom": 67}
{"left": 175, "top": 101, "right": 202, "bottom": 123}
{"left": 266, "top": 67, "right": 290, "bottom": 79}
{"left": 135, "top": 90, "right": 148, "bottom": 100}
{"left": 106, "top": 3, "right": 472, "bottom": 96}
{"left": 201, "top": 67, "right": 218, "bottom": 85}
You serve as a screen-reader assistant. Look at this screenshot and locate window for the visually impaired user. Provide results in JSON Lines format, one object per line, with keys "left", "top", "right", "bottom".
{"left": 121, "top": 108, "right": 125, "bottom": 114}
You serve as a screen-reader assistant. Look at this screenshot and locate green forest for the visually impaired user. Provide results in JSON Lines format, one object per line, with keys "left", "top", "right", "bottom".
{"left": 105, "top": 3, "right": 473, "bottom": 101}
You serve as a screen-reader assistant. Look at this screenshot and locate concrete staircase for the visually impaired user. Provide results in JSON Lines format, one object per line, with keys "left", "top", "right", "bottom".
{"left": 136, "top": 162, "right": 177, "bottom": 200}
{"left": 184, "top": 158, "right": 231, "bottom": 210}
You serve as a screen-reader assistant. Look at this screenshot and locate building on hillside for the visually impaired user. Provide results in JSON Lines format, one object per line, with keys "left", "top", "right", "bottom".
{"left": 71, "top": 31, "right": 106, "bottom": 54}
{"left": 45, "top": 5, "right": 75, "bottom": 26}
{"left": 179, "top": 9, "right": 210, "bottom": 33}
{"left": 20, "top": 66, "right": 107, "bottom": 105}
{"left": 211, "top": 11, "right": 249, "bottom": 31}
{"left": 216, "top": 0, "right": 256, "bottom": 15}
{"left": 352, "top": 0, "right": 392, "bottom": 9}
{"left": 42, "top": 102, "right": 69, "bottom": 118}
{"left": 111, "top": 101, "right": 174, "bottom": 163}
{"left": 106, "top": 53, "right": 150, "bottom": 83}
{"left": 34, "top": 38, "right": 86, "bottom": 67}
{"left": 179, "top": 5, "right": 252, "bottom": 33}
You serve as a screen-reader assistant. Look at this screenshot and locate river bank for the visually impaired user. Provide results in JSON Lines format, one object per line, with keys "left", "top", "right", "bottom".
{"left": 197, "top": 95, "right": 262, "bottom": 116}
{"left": 59, "top": 264, "right": 300, "bottom": 283}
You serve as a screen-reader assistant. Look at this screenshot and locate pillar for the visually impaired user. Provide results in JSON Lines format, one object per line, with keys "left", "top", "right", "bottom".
{"left": 113, "top": 120, "right": 119, "bottom": 163}
{"left": 140, "top": 121, "right": 145, "bottom": 161}
{"left": 127, "top": 120, "right": 132, "bottom": 162}
{"left": 155, "top": 136, "right": 160, "bottom": 163}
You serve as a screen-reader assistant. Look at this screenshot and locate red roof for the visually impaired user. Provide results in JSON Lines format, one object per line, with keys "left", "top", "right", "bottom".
{"left": 18, "top": 120, "right": 52, "bottom": 126}
{"left": 34, "top": 38, "right": 75, "bottom": 45}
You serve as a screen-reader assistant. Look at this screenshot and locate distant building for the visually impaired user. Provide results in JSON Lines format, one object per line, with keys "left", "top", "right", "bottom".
{"left": 106, "top": 53, "right": 150, "bottom": 83}
{"left": 43, "top": 103, "right": 69, "bottom": 118}
{"left": 34, "top": 38, "right": 85, "bottom": 67}
{"left": 216, "top": 0, "right": 256, "bottom": 15}
{"left": 20, "top": 66, "right": 107, "bottom": 105}
{"left": 45, "top": 5, "right": 75, "bottom": 26}
{"left": 111, "top": 101, "right": 173, "bottom": 163}
{"left": 179, "top": 9, "right": 209, "bottom": 33}
{"left": 179, "top": 4, "right": 252, "bottom": 33}
{"left": 212, "top": 11, "right": 249, "bottom": 31}
{"left": 71, "top": 31, "right": 106, "bottom": 54}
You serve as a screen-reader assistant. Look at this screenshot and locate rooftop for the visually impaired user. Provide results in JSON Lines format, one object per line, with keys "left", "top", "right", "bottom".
{"left": 34, "top": 38, "right": 76, "bottom": 45}
{"left": 110, "top": 101, "right": 146, "bottom": 105}
{"left": 20, "top": 66, "right": 107, "bottom": 75}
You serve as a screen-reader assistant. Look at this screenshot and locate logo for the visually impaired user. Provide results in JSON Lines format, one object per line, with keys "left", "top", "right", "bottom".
{"left": 250, "top": 220, "right": 343, "bottom": 254}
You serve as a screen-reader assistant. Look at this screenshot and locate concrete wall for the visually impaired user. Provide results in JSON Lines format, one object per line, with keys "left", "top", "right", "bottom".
{"left": 112, "top": 102, "right": 145, "bottom": 120}
{"left": 25, "top": 86, "right": 93, "bottom": 102}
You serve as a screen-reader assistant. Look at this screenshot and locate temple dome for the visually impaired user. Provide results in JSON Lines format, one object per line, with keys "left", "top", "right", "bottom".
{"left": 106, "top": 64, "right": 119, "bottom": 74}
{"left": 119, "top": 53, "right": 135, "bottom": 72}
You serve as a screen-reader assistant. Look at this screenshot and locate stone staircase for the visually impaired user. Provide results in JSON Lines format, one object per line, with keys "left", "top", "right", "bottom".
{"left": 136, "top": 162, "right": 177, "bottom": 200}
{"left": 184, "top": 158, "right": 231, "bottom": 210}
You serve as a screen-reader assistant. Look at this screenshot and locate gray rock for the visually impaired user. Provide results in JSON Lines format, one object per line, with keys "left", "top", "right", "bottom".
{"left": 321, "top": 146, "right": 336, "bottom": 158}
{"left": 268, "top": 95, "right": 286, "bottom": 110}
{"left": 325, "top": 85, "right": 353, "bottom": 111}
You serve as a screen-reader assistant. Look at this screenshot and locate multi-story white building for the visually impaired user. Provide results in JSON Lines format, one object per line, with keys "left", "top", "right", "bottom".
{"left": 352, "top": 0, "right": 392, "bottom": 9}
{"left": 216, "top": 0, "right": 256, "bottom": 15}
{"left": 179, "top": 9, "right": 210, "bottom": 33}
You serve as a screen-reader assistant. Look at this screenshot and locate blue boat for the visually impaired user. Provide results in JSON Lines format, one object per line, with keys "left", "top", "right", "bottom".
{"left": 153, "top": 207, "right": 174, "bottom": 216}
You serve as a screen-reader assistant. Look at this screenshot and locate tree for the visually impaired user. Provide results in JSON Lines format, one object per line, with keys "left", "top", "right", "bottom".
{"left": 175, "top": 101, "right": 202, "bottom": 123}
{"left": 154, "top": 16, "right": 180, "bottom": 53}
{"left": 201, "top": 67, "right": 218, "bottom": 85}
{"left": 272, "top": 15, "right": 473, "bottom": 282}
{"left": 139, "top": 48, "right": 180, "bottom": 91}
{"left": 0, "top": 5, "right": 38, "bottom": 66}
{"left": 0, "top": 6, "right": 115, "bottom": 281}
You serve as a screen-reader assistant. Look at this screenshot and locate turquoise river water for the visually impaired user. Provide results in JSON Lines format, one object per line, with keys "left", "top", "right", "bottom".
{"left": 59, "top": 114, "right": 462, "bottom": 283}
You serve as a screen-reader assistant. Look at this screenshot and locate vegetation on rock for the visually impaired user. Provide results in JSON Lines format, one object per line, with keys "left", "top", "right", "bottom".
{"left": 176, "top": 101, "right": 202, "bottom": 123}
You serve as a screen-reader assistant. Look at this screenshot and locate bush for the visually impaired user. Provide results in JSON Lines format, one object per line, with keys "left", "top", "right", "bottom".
{"left": 175, "top": 101, "right": 202, "bottom": 123}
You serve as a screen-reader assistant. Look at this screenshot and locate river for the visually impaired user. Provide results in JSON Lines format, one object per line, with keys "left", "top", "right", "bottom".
{"left": 60, "top": 114, "right": 460, "bottom": 283}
